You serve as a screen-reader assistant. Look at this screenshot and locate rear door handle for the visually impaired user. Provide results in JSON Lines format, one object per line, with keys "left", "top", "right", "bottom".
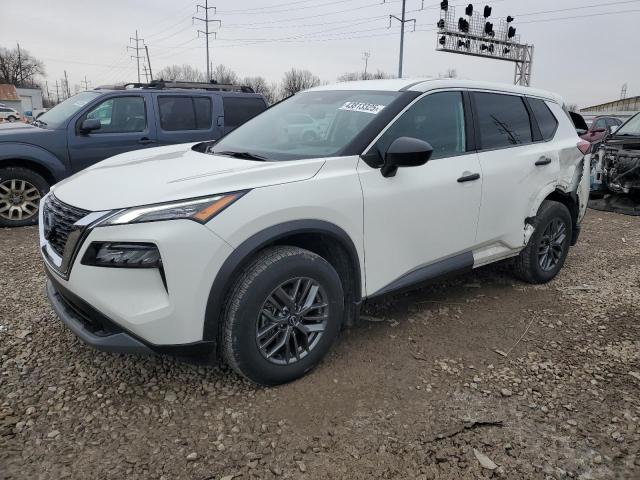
{"left": 138, "top": 137, "right": 156, "bottom": 145}
{"left": 457, "top": 172, "right": 480, "bottom": 183}
{"left": 535, "top": 156, "right": 552, "bottom": 166}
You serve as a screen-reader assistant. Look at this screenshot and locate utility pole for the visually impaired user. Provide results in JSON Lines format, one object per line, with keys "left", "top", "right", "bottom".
{"left": 128, "top": 30, "right": 145, "bottom": 83}
{"left": 16, "top": 42, "right": 23, "bottom": 85}
{"left": 193, "top": 0, "right": 221, "bottom": 80}
{"left": 362, "top": 51, "right": 370, "bottom": 79}
{"left": 388, "top": 0, "right": 416, "bottom": 78}
{"left": 64, "top": 70, "right": 71, "bottom": 98}
{"left": 81, "top": 76, "right": 91, "bottom": 91}
{"left": 144, "top": 45, "right": 153, "bottom": 81}
{"left": 620, "top": 83, "right": 628, "bottom": 100}
{"left": 142, "top": 64, "right": 150, "bottom": 83}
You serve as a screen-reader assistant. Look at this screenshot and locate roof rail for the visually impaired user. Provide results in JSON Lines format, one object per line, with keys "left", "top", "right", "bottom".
{"left": 95, "top": 79, "right": 255, "bottom": 93}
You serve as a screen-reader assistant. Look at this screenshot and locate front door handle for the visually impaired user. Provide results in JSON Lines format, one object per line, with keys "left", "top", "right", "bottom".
{"left": 457, "top": 172, "right": 480, "bottom": 183}
{"left": 535, "top": 156, "right": 552, "bottom": 166}
{"left": 138, "top": 137, "right": 156, "bottom": 145}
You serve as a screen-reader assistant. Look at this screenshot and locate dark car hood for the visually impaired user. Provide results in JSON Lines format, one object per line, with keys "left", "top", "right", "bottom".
{"left": 605, "top": 135, "right": 640, "bottom": 151}
{"left": 0, "top": 122, "right": 56, "bottom": 142}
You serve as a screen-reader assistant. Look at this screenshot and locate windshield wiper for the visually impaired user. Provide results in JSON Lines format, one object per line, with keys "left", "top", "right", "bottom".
{"left": 215, "top": 150, "right": 268, "bottom": 161}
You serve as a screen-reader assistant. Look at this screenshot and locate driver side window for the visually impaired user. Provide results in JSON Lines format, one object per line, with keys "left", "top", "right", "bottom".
{"left": 375, "top": 91, "right": 467, "bottom": 160}
{"left": 83, "top": 96, "right": 146, "bottom": 133}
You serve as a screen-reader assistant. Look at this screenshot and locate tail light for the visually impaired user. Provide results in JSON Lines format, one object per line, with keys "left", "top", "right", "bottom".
{"left": 577, "top": 140, "right": 591, "bottom": 155}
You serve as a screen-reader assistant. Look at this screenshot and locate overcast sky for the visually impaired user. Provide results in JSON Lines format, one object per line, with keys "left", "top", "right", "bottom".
{"left": 1, "top": 0, "right": 638, "bottom": 107}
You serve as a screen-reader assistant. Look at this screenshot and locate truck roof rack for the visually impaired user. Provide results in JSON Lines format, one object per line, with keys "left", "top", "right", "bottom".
{"left": 95, "top": 79, "right": 255, "bottom": 93}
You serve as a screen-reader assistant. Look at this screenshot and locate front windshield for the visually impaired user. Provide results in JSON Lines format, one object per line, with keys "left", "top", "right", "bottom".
{"left": 212, "top": 90, "right": 401, "bottom": 160}
{"left": 615, "top": 113, "right": 640, "bottom": 136}
{"left": 37, "top": 91, "right": 101, "bottom": 128}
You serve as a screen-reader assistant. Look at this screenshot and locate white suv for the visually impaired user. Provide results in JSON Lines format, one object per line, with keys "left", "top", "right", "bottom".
{"left": 0, "top": 106, "right": 21, "bottom": 122}
{"left": 40, "top": 79, "right": 590, "bottom": 385}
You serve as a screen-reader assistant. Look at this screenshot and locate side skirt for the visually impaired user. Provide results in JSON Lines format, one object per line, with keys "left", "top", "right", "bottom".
{"left": 366, "top": 251, "right": 474, "bottom": 300}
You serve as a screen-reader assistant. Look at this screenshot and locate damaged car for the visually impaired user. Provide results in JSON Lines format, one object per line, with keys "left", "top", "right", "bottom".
{"left": 39, "top": 79, "right": 590, "bottom": 385}
{"left": 591, "top": 112, "right": 640, "bottom": 197}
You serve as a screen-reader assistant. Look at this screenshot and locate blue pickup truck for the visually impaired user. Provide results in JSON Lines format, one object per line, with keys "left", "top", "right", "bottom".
{"left": 0, "top": 80, "right": 268, "bottom": 227}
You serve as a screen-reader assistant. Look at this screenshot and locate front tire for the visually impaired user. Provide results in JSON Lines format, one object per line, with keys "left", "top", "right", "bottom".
{"left": 0, "top": 167, "right": 49, "bottom": 227}
{"left": 513, "top": 200, "right": 573, "bottom": 284}
{"left": 222, "top": 246, "right": 344, "bottom": 385}
{"left": 7, "top": 115, "right": 17, "bottom": 122}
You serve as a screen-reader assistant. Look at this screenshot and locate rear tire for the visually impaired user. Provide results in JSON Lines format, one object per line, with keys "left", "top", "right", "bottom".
{"left": 513, "top": 200, "right": 573, "bottom": 284}
{"left": 222, "top": 246, "right": 344, "bottom": 386}
{"left": 7, "top": 116, "right": 17, "bottom": 122}
{"left": 0, "top": 167, "right": 49, "bottom": 227}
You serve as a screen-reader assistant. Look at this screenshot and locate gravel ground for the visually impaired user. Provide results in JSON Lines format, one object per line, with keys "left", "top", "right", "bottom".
{"left": 1, "top": 210, "right": 639, "bottom": 480}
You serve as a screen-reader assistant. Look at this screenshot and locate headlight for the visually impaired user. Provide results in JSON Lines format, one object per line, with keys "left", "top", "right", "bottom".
{"left": 101, "top": 191, "right": 246, "bottom": 225}
{"left": 82, "top": 242, "right": 162, "bottom": 268}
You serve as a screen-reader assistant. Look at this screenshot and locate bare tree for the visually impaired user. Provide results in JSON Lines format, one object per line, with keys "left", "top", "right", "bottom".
{"left": 0, "top": 46, "right": 45, "bottom": 87}
{"left": 337, "top": 70, "right": 392, "bottom": 82}
{"left": 370, "top": 69, "right": 393, "bottom": 79}
{"left": 155, "top": 64, "right": 206, "bottom": 82}
{"left": 337, "top": 72, "right": 360, "bottom": 82}
{"left": 212, "top": 64, "right": 239, "bottom": 85}
{"left": 280, "top": 68, "right": 320, "bottom": 98}
{"left": 565, "top": 103, "right": 579, "bottom": 112}
{"left": 243, "top": 76, "right": 279, "bottom": 104}
{"left": 438, "top": 68, "right": 457, "bottom": 79}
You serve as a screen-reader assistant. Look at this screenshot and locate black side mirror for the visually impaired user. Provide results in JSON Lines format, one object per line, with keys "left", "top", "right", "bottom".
{"left": 80, "top": 118, "right": 101, "bottom": 134}
{"left": 381, "top": 137, "right": 433, "bottom": 177}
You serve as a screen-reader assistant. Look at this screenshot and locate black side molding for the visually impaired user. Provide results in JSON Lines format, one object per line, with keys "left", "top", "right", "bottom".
{"left": 367, "top": 251, "right": 474, "bottom": 299}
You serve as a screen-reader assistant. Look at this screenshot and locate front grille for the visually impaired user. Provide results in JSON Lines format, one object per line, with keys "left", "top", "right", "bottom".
{"left": 43, "top": 195, "right": 90, "bottom": 257}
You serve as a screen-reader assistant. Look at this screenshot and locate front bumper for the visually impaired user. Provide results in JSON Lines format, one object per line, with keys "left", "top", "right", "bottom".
{"left": 40, "top": 203, "right": 235, "bottom": 349}
{"left": 46, "top": 274, "right": 215, "bottom": 356}
{"left": 46, "top": 277, "right": 152, "bottom": 354}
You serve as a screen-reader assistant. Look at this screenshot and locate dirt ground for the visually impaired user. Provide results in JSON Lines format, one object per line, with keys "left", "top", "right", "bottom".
{"left": 1, "top": 210, "right": 639, "bottom": 480}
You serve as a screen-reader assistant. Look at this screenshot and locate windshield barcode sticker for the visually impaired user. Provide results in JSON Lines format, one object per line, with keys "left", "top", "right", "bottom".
{"left": 338, "top": 102, "right": 386, "bottom": 115}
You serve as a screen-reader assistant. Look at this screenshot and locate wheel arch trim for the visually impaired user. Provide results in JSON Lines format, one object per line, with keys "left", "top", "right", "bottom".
{"left": 203, "top": 219, "right": 363, "bottom": 345}
{"left": 0, "top": 143, "right": 67, "bottom": 183}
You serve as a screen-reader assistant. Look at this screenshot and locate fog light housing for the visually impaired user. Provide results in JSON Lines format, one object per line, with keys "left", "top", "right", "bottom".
{"left": 82, "top": 242, "right": 162, "bottom": 268}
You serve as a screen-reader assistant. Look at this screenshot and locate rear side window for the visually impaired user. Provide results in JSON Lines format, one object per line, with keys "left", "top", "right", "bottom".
{"left": 528, "top": 98, "right": 558, "bottom": 140}
{"left": 223, "top": 97, "right": 267, "bottom": 129}
{"left": 474, "top": 92, "right": 532, "bottom": 149}
{"left": 158, "top": 96, "right": 212, "bottom": 131}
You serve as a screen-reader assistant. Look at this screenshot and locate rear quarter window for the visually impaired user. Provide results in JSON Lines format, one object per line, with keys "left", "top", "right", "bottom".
{"left": 158, "top": 96, "right": 212, "bottom": 131}
{"left": 474, "top": 92, "right": 533, "bottom": 149}
{"left": 223, "top": 97, "right": 267, "bottom": 129}
{"left": 528, "top": 98, "right": 558, "bottom": 141}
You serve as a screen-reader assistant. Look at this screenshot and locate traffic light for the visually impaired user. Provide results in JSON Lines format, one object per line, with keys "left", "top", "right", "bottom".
{"left": 437, "top": 19, "right": 445, "bottom": 29}
{"left": 484, "top": 6, "right": 492, "bottom": 18}
{"left": 440, "top": 0, "right": 448, "bottom": 11}
{"left": 484, "top": 22, "right": 494, "bottom": 36}
{"left": 508, "top": 26, "right": 516, "bottom": 38}
{"left": 439, "top": 35, "right": 446, "bottom": 46}
{"left": 465, "top": 4, "right": 473, "bottom": 16}
{"left": 458, "top": 17, "right": 469, "bottom": 32}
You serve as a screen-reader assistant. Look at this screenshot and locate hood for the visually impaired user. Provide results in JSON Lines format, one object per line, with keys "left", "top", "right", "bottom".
{"left": 605, "top": 135, "right": 640, "bottom": 152}
{"left": 0, "top": 122, "right": 55, "bottom": 141}
{"left": 52, "top": 143, "right": 325, "bottom": 211}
